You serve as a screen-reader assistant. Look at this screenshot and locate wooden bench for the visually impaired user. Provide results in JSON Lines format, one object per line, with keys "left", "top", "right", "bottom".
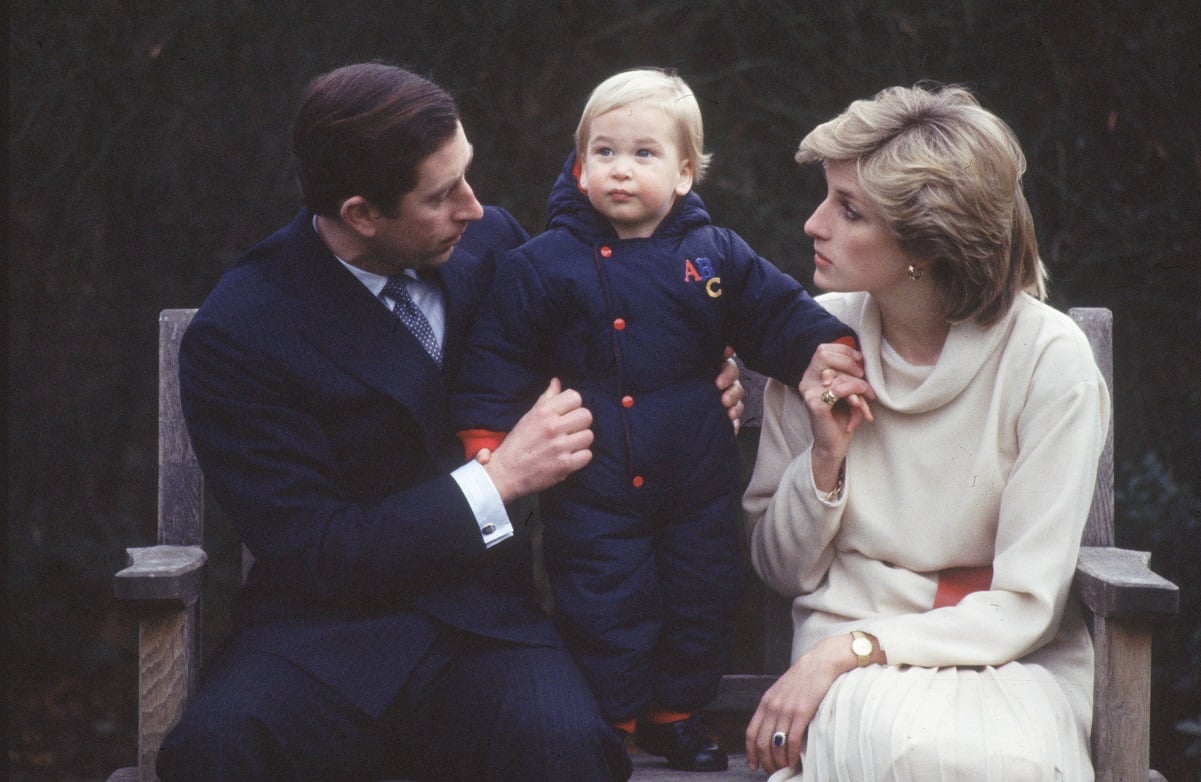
{"left": 109, "top": 307, "right": 1179, "bottom": 782}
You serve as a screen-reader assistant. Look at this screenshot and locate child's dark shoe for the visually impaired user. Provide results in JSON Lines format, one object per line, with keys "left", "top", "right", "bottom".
{"left": 635, "top": 715, "right": 728, "bottom": 772}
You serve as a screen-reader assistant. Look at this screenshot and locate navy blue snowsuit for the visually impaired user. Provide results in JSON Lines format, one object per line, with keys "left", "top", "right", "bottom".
{"left": 452, "top": 154, "right": 855, "bottom": 720}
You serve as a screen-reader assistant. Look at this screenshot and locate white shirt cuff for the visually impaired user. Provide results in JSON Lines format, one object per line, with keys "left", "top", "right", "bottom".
{"left": 451, "top": 459, "right": 514, "bottom": 547}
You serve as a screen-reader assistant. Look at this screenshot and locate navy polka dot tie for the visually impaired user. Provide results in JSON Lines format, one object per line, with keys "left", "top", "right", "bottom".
{"left": 382, "top": 275, "right": 442, "bottom": 367}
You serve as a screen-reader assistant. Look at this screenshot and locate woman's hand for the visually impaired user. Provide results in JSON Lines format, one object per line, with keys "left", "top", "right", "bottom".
{"left": 799, "top": 342, "right": 874, "bottom": 490}
{"left": 744, "top": 634, "right": 862, "bottom": 774}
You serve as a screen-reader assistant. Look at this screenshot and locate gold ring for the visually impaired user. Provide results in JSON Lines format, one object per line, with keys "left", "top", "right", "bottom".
{"left": 821, "top": 389, "right": 838, "bottom": 406}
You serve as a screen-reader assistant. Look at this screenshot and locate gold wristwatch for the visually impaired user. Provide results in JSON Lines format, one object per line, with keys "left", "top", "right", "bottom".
{"left": 850, "top": 630, "right": 873, "bottom": 667}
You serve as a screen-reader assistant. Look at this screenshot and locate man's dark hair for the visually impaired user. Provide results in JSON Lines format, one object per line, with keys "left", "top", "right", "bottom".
{"left": 292, "top": 62, "right": 461, "bottom": 216}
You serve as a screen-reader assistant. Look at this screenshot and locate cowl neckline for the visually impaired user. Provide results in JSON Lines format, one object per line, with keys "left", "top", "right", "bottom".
{"left": 841, "top": 292, "right": 1018, "bottom": 415}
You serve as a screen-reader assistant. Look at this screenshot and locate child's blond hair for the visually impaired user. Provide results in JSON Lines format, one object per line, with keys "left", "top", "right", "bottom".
{"left": 575, "top": 68, "right": 712, "bottom": 184}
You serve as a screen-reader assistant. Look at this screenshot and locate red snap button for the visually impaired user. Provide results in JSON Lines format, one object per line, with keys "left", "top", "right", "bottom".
{"left": 613, "top": 318, "right": 626, "bottom": 331}
{"left": 632, "top": 475, "right": 644, "bottom": 488}
{"left": 622, "top": 395, "right": 634, "bottom": 408}
{"left": 600, "top": 246, "right": 613, "bottom": 258}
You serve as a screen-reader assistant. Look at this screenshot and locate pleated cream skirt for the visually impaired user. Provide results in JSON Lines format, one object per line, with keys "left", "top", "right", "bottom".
{"left": 768, "top": 662, "right": 1094, "bottom": 782}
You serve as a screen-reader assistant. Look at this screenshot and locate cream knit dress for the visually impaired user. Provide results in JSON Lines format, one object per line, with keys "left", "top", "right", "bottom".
{"left": 744, "top": 292, "right": 1110, "bottom": 782}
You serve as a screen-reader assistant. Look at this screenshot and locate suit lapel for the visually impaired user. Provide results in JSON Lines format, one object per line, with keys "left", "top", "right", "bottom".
{"left": 285, "top": 216, "right": 455, "bottom": 457}
{"left": 437, "top": 242, "right": 482, "bottom": 374}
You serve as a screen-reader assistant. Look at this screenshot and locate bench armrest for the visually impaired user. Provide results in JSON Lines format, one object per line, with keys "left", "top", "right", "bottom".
{"left": 114, "top": 545, "right": 207, "bottom": 606}
{"left": 711, "top": 674, "right": 775, "bottom": 713}
{"left": 1074, "top": 546, "right": 1178, "bottom": 618}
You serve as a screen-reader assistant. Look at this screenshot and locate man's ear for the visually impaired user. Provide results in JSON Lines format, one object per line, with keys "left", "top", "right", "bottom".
{"left": 339, "top": 196, "right": 379, "bottom": 237}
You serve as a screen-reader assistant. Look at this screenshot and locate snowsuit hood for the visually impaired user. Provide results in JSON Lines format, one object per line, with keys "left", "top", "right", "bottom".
{"left": 545, "top": 150, "right": 711, "bottom": 242}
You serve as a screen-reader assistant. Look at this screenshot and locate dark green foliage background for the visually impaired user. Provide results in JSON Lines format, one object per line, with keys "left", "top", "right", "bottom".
{"left": 8, "top": 1, "right": 1200, "bottom": 777}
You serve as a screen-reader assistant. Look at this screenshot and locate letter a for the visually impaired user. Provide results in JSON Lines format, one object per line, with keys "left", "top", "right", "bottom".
{"left": 683, "top": 259, "right": 703, "bottom": 282}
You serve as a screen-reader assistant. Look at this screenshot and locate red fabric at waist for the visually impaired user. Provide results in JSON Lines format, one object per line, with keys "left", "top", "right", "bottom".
{"left": 933, "top": 566, "right": 993, "bottom": 608}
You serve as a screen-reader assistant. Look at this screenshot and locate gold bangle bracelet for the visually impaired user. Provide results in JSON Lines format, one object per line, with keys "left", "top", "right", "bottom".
{"left": 819, "top": 462, "right": 846, "bottom": 502}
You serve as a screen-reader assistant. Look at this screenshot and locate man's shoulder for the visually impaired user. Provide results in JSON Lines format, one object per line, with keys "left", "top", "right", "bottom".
{"left": 460, "top": 206, "right": 530, "bottom": 257}
{"left": 208, "top": 210, "right": 315, "bottom": 293}
{"left": 234, "top": 209, "right": 314, "bottom": 262}
{"left": 191, "top": 212, "right": 316, "bottom": 328}
{"left": 511, "top": 224, "right": 580, "bottom": 258}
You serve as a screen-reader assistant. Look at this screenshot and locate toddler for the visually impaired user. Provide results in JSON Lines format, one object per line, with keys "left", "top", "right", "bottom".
{"left": 453, "top": 68, "right": 855, "bottom": 772}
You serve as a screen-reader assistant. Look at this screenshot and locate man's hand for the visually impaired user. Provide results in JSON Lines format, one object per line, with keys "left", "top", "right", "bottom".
{"left": 718, "top": 347, "right": 745, "bottom": 434}
{"left": 482, "top": 378, "right": 593, "bottom": 503}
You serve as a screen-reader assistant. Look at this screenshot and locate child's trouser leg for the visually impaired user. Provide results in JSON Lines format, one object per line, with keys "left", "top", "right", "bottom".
{"left": 650, "top": 490, "right": 745, "bottom": 711}
{"left": 541, "top": 492, "right": 660, "bottom": 722}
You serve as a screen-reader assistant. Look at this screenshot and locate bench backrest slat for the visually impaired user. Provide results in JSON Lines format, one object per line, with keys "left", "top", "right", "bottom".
{"left": 158, "top": 309, "right": 203, "bottom": 546}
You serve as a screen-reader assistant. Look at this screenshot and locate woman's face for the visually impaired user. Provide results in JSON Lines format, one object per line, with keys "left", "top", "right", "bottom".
{"left": 804, "top": 160, "right": 913, "bottom": 295}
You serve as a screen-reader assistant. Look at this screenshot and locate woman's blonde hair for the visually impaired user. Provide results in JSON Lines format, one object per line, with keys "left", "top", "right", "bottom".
{"left": 576, "top": 67, "right": 712, "bottom": 184}
{"left": 797, "top": 83, "right": 1047, "bottom": 325}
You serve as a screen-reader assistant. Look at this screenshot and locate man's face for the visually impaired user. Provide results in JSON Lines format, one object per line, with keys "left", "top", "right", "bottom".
{"left": 365, "top": 122, "right": 484, "bottom": 274}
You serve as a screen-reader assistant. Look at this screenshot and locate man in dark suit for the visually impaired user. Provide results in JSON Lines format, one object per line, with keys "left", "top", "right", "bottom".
{"left": 159, "top": 63, "right": 741, "bottom": 781}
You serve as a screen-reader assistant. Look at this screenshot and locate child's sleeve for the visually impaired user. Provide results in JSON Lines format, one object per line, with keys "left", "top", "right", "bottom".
{"left": 456, "top": 429, "right": 506, "bottom": 460}
{"left": 451, "top": 248, "right": 553, "bottom": 458}
{"left": 721, "top": 231, "right": 857, "bottom": 384}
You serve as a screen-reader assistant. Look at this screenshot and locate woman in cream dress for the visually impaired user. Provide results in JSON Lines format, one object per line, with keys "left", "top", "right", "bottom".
{"left": 742, "top": 84, "right": 1109, "bottom": 781}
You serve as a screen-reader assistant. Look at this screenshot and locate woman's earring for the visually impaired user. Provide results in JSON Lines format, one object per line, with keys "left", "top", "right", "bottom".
{"left": 907, "top": 264, "right": 923, "bottom": 281}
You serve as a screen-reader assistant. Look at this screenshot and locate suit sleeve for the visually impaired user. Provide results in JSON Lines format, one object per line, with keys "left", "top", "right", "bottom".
{"left": 179, "top": 313, "right": 513, "bottom": 611}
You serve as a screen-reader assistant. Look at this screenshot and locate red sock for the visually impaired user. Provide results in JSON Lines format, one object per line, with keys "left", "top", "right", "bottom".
{"left": 643, "top": 706, "right": 695, "bottom": 725}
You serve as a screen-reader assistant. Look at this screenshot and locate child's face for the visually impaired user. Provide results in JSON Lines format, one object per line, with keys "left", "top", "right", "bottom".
{"left": 578, "top": 101, "right": 693, "bottom": 240}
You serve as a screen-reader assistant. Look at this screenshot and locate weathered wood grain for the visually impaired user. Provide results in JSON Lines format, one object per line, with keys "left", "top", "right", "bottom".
{"left": 137, "top": 603, "right": 198, "bottom": 782}
{"left": 1070, "top": 307, "right": 1115, "bottom": 548}
{"left": 158, "top": 309, "right": 202, "bottom": 547}
{"left": 1076, "top": 546, "right": 1180, "bottom": 617}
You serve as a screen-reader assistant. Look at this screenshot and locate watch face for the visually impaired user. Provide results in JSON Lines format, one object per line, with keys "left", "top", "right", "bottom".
{"left": 852, "top": 636, "right": 872, "bottom": 657}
